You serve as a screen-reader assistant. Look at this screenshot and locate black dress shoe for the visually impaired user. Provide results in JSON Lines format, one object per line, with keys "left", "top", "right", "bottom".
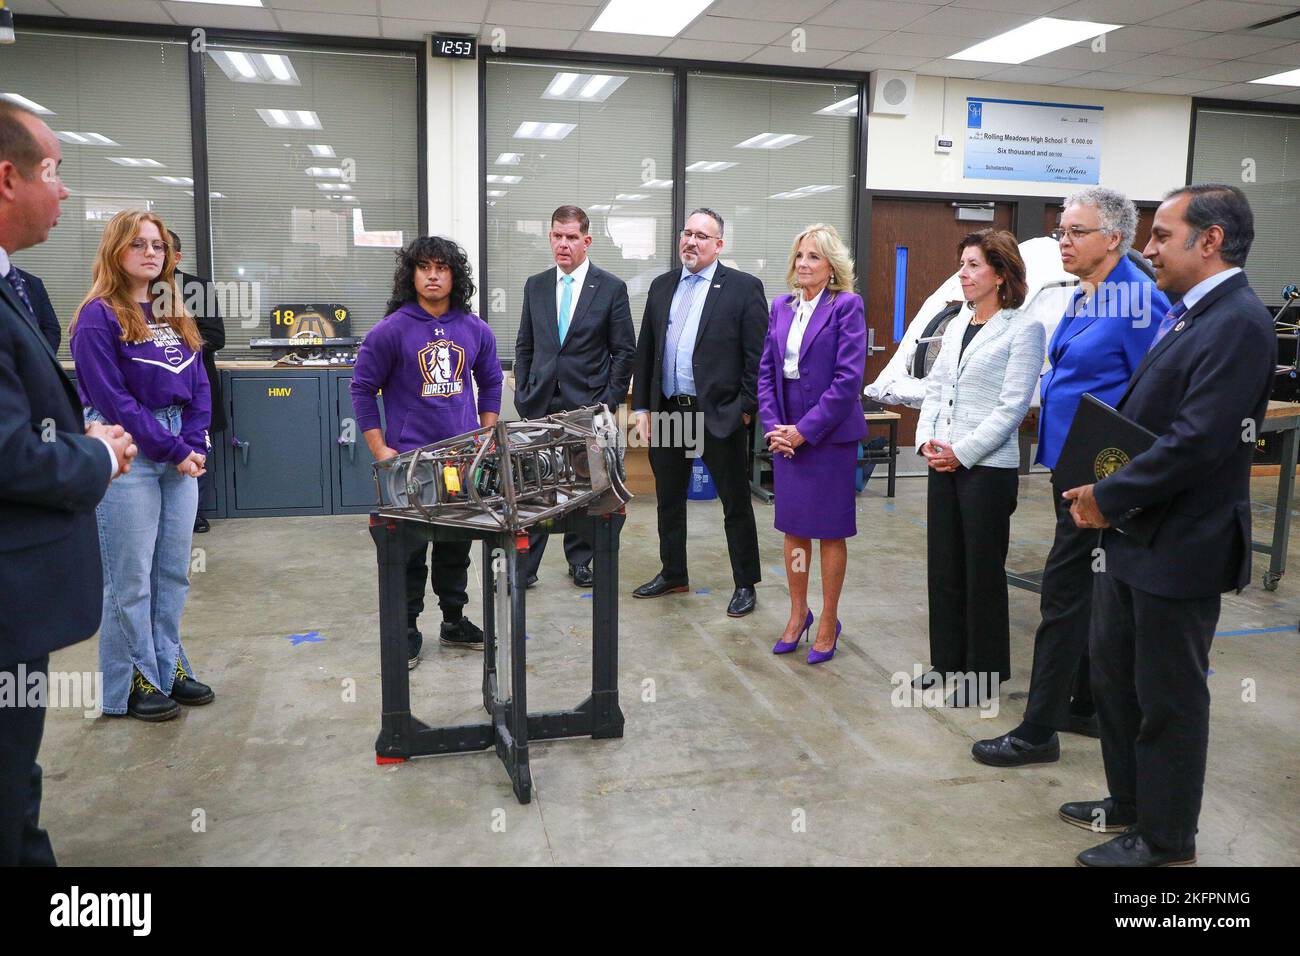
{"left": 407, "top": 627, "right": 423, "bottom": 670}
{"left": 1064, "top": 712, "right": 1100, "bottom": 738}
{"left": 525, "top": 574, "right": 538, "bottom": 589}
{"left": 972, "top": 732, "right": 1060, "bottom": 767}
{"left": 632, "top": 574, "right": 689, "bottom": 598}
{"left": 726, "top": 586, "right": 756, "bottom": 617}
{"left": 170, "top": 663, "right": 214, "bottom": 706}
{"left": 440, "top": 617, "right": 485, "bottom": 650}
{"left": 1059, "top": 797, "right": 1137, "bottom": 832}
{"left": 1077, "top": 831, "right": 1196, "bottom": 867}
{"left": 193, "top": 515, "right": 210, "bottom": 534}
{"left": 570, "top": 564, "right": 594, "bottom": 588}
{"left": 127, "top": 672, "right": 179, "bottom": 722}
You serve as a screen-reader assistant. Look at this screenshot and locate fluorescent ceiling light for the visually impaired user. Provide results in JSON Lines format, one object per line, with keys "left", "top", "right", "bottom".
{"left": 317, "top": 183, "right": 351, "bottom": 191}
{"left": 1, "top": 92, "right": 53, "bottom": 114}
{"left": 589, "top": 204, "right": 622, "bottom": 212}
{"left": 770, "top": 184, "right": 841, "bottom": 199}
{"left": 107, "top": 157, "right": 164, "bottom": 167}
{"left": 735, "top": 132, "right": 810, "bottom": 150}
{"left": 816, "top": 95, "right": 859, "bottom": 117}
{"left": 514, "top": 121, "right": 576, "bottom": 140}
{"left": 544, "top": 72, "right": 580, "bottom": 97}
{"left": 487, "top": 174, "right": 523, "bottom": 184}
{"left": 1251, "top": 68, "right": 1300, "bottom": 86}
{"left": 949, "top": 17, "right": 1120, "bottom": 64}
{"left": 591, "top": 0, "right": 713, "bottom": 38}
{"left": 305, "top": 167, "right": 343, "bottom": 177}
{"left": 686, "top": 160, "right": 737, "bottom": 172}
{"left": 151, "top": 176, "right": 194, "bottom": 185}
{"left": 256, "top": 108, "right": 321, "bottom": 129}
{"left": 496, "top": 153, "right": 522, "bottom": 165}
{"left": 541, "top": 72, "right": 626, "bottom": 102}
{"left": 308, "top": 144, "right": 335, "bottom": 157}
{"left": 265, "top": 55, "right": 293, "bottom": 81}
{"left": 60, "top": 131, "right": 121, "bottom": 147}
{"left": 487, "top": 189, "right": 507, "bottom": 198}
{"left": 641, "top": 179, "right": 673, "bottom": 188}
{"left": 210, "top": 50, "right": 300, "bottom": 86}
{"left": 615, "top": 193, "right": 647, "bottom": 201}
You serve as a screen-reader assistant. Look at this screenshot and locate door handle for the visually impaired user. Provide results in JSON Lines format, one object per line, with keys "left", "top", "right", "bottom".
{"left": 232, "top": 436, "right": 250, "bottom": 467}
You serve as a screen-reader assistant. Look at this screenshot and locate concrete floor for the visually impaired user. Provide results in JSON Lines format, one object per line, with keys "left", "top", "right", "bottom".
{"left": 40, "top": 473, "right": 1299, "bottom": 866}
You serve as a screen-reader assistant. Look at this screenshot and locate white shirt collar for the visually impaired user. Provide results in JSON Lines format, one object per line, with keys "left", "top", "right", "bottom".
{"left": 0, "top": 245, "right": 11, "bottom": 278}
{"left": 1179, "top": 266, "right": 1242, "bottom": 314}
{"left": 557, "top": 257, "right": 590, "bottom": 288}
{"left": 795, "top": 287, "right": 825, "bottom": 319}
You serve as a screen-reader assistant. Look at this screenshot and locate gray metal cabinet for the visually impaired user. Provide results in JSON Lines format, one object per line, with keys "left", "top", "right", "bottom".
{"left": 223, "top": 370, "right": 329, "bottom": 516}
{"left": 331, "top": 374, "right": 386, "bottom": 514}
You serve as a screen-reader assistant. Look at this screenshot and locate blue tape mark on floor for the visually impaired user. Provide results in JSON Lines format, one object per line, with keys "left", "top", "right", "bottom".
{"left": 770, "top": 565, "right": 786, "bottom": 577}
{"left": 1214, "top": 625, "right": 1298, "bottom": 636}
{"left": 580, "top": 593, "right": 592, "bottom": 599}
{"left": 695, "top": 588, "right": 711, "bottom": 595}
{"left": 883, "top": 502, "right": 896, "bottom": 513}
{"left": 287, "top": 631, "right": 325, "bottom": 646}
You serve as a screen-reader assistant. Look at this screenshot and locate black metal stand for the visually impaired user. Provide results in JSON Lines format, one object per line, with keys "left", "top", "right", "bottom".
{"left": 370, "top": 510, "right": 625, "bottom": 804}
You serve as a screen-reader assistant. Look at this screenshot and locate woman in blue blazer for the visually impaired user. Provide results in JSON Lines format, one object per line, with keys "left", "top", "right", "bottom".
{"left": 758, "top": 224, "right": 867, "bottom": 665}
{"left": 916, "top": 229, "right": 1046, "bottom": 703}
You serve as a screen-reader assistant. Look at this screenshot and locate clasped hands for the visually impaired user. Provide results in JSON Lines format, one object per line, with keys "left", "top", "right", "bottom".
{"left": 919, "top": 439, "right": 960, "bottom": 472}
{"left": 765, "top": 423, "right": 805, "bottom": 458}
{"left": 83, "top": 422, "right": 204, "bottom": 479}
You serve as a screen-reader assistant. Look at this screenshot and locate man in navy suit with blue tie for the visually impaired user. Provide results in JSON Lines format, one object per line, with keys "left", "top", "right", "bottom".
{"left": 0, "top": 102, "right": 136, "bottom": 865}
{"left": 7, "top": 265, "right": 59, "bottom": 352}
{"left": 974, "top": 188, "right": 1166, "bottom": 768}
{"left": 1062, "top": 185, "right": 1274, "bottom": 866}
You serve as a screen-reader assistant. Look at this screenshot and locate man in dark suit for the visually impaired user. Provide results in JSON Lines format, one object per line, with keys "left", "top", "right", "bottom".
{"left": 8, "top": 266, "right": 58, "bottom": 352}
{"left": 0, "top": 101, "right": 136, "bottom": 866}
{"left": 167, "top": 229, "right": 226, "bottom": 533}
{"left": 631, "top": 208, "right": 767, "bottom": 617}
{"left": 1061, "top": 184, "right": 1274, "bottom": 867}
{"left": 514, "top": 205, "right": 635, "bottom": 588}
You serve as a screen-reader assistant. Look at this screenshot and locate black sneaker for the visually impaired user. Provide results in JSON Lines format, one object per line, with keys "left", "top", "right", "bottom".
{"left": 170, "top": 658, "right": 214, "bottom": 705}
{"left": 407, "top": 627, "right": 423, "bottom": 670}
{"left": 440, "top": 617, "right": 485, "bottom": 650}
{"left": 193, "top": 515, "right": 210, "bottom": 534}
{"left": 127, "top": 670, "right": 179, "bottom": 722}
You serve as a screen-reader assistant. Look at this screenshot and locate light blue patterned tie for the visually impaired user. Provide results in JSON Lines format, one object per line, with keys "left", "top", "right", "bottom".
{"left": 558, "top": 274, "right": 574, "bottom": 345}
{"left": 663, "top": 273, "right": 702, "bottom": 397}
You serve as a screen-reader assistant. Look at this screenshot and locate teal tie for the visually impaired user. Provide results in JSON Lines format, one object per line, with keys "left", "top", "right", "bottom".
{"left": 558, "top": 274, "right": 574, "bottom": 344}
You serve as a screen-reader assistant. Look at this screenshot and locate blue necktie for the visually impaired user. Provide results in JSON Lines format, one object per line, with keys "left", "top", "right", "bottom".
{"left": 558, "top": 274, "right": 574, "bottom": 345}
{"left": 1148, "top": 301, "right": 1187, "bottom": 351}
{"left": 4, "top": 268, "right": 34, "bottom": 316}
{"left": 663, "top": 273, "right": 703, "bottom": 397}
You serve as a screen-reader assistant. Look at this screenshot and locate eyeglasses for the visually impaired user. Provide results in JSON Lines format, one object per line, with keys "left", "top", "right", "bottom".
{"left": 128, "top": 239, "right": 169, "bottom": 254}
{"left": 1051, "top": 227, "right": 1104, "bottom": 243}
{"left": 680, "top": 229, "right": 719, "bottom": 243}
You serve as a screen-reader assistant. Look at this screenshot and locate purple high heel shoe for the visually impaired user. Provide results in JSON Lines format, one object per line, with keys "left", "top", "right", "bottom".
{"left": 773, "top": 610, "right": 813, "bottom": 654}
{"left": 807, "top": 620, "right": 842, "bottom": 665}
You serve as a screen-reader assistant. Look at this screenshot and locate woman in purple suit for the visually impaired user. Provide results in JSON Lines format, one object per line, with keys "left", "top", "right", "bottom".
{"left": 759, "top": 223, "right": 867, "bottom": 665}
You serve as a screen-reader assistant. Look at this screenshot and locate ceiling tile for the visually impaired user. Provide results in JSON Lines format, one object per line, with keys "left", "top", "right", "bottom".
{"left": 811, "top": 1, "right": 941, "bottom": 32}
{"left": 711, "top": 0, "right": 838, "bottom": 17}
{"left": 10, "top": 0, "right": 69, "bottom": 16}
{"left": 1238, "top": 41, "right": 1300, "bottom": 64}
{"left": 981, "top": 65, "right": 1087, "bottom": 84}
{"left": 745, "top": 45, "right": 853, "bottom": 67}
{"left": 866, "top": 32, "right": 971, "bottom": 57}
{"left": 915, "top": 57, "right": 1004, "bottom": 77}
{"left": 949, "top": 0, "right": 1073, "bottom": 11}
{"left": 1163, "top": 32, "right": 1297, "bottom": 59}
{"left": 380, "top": 0, "right": 480, "bottom": 15}
{"left": 1178, "top": 59, "right": 1291, "bottom": 81}
{"left": 1255, "top": 88, "right": 1300, "bottom": 104}
{"left": 381, "top": 18, "right": 482, "bottom": 39}
{"left": 1145, "top": 1, "right": 1299, "bottom": 32}
{"left": 484, "top": 0, "right": 596, "bottom": 30}
{"left": 271, "top": 11, "right": 383, "bottom": 36}
{"left": 659, "top": 38, "right": 766, "bottom": 61}
{"left": 57, "top": 0, "right": 171, "bottom": 21}
{"left": 478, "top": 25, "right": 578, "bottom": 50}
{"left": 568, "top": 32, "right": 674, "bottom": 56}
{"left": 828, "top": 50, "right": 935, "bottom": 70}
{"left": 901, "top": 7, "right": 1038, "bottom": 38}
{"left": 1048, "top": 0, "right": 1199, "bottom": 23}
{"left": 1052, "top": 71, "right": 1153, "bottom": 89}
{"left": 265, "top": 0, "right": 380, "bottom": 14}
{"left": 1195, "top": 81, "right": 1284, "bottom": 99}
{"left": 160, "top": 2, "right": 281, "bottom": 29}
{"left": 682, "top": 16, "right": 797, "bottom": 45}
{"left": 1120, "top": 53, "right": 1223, "bottom": 75}
{"left": 1025, "top": 46, "right": 1142, "bottom": 70}
{"left": 1128, "top": 76, "right": 1225, "bottom": 94}
{"left": 796, "top": 25, "right": 893, "bottom": 52}
{"left": 1090, "top": 26, "right": 1214, "bottom": 53}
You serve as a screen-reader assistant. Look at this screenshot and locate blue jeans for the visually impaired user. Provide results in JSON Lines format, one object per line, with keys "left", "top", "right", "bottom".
{"left": 87, "top": 406, "right": 199, "bottom": 714}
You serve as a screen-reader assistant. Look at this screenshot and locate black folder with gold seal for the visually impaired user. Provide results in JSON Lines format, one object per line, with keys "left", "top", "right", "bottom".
{"left": 1054, "top": 393, "right": 1169, "bottom": 545}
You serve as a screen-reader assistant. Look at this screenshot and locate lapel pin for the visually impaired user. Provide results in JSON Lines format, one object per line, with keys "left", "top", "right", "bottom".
{"left": 1174, "top": 320, "right": 1185, "bottom": 332}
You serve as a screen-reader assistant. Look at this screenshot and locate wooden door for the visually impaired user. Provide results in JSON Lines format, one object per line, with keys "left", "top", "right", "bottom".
{"left": 866, "top": 198, "right": 1015, "bottom": 445}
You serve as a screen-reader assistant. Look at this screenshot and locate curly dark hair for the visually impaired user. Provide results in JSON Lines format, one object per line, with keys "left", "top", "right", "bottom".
{"left": 386, "top": 235, "right": 476, "bottom": 317}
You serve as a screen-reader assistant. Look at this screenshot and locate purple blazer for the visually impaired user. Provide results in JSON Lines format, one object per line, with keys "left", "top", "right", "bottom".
{"left": 758, "top": 290, "right": 868, "bottom": 447}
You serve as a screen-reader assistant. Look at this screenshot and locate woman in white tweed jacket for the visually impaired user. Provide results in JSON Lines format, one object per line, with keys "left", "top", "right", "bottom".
{"left": 916, "top": 229, "right": 1046, "bottom": 705}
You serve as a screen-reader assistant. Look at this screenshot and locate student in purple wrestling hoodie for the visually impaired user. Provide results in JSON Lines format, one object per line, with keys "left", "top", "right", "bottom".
{"left": 352, "top": 236, "right": 503, "bottom": 669}
{"left": 70, "top": 210, "right": 213, "bottom": 722}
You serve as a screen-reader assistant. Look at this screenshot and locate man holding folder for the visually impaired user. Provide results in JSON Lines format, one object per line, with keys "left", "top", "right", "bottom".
{"left": 1060, "top": 184, "right": 1274, "bottom": 866}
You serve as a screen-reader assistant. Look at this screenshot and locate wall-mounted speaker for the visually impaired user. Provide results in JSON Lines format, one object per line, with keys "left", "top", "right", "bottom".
{"left": 869, "top": 70, "right": 916, "bottom": 116}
